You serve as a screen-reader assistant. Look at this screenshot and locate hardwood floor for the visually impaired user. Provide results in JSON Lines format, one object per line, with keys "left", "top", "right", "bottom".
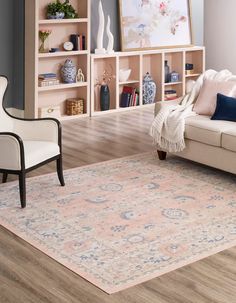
{"left": 1, "top": 106, "right": 235, "bottom": 303}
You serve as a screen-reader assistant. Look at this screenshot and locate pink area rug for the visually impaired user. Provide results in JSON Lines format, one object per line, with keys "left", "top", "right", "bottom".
{"left": 0, "top": 152, "right": 236, "bottom": 294}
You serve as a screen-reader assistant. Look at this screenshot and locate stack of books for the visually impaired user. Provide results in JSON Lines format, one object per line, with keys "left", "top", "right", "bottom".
{"left": 164, "top": 89, "right": 177, "bottom": 101}
{"left": 38, "top": 73, "right": 60, "bottom": 87}
{"left": 120, "top": 86, "right": 139, "bottom": 107}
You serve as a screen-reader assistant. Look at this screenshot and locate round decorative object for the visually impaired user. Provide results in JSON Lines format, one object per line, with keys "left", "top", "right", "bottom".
{"left": 47, "top": 12, "right": 65, "bottom": 19}
{"left": 143, "top": 72, "right": 157, "bottom": 104}
{"left": 100, "top": 84, "right": 110, "bottom": 111}
{"left": 63, "top": 41, "right": 74, "bottom": 51}
{"left": 61, "top": 59, "right": 77, "bottom": 83}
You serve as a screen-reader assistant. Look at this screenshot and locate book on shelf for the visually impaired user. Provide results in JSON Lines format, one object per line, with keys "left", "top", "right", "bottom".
{"left": 38, "top": 79, "right": 60, "bottom": 87}
{"left": 70, "top": 34, "right": 86, "bottom": 51}
{"left": 164, "top": 89, "right": 178, "bottom": 101}
{"left": 120, "top": 86, "right": 139, "bottom": 107}
{"left": 38, "top": 73, "right": 57, "bottom": 80}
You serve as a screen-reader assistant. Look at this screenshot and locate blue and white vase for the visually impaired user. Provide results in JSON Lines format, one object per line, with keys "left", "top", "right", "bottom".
{"left": 143, "top": 72, "right": 157, "bottom": 104}
{"left": 61, "top": 59, "right": 77, "bottom": 83}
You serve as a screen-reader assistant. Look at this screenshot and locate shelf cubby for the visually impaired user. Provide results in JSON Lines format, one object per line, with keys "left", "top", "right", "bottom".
{"left": 185, "top": 49, "right": 204, "bottom": 76}
{"left": 91, "top": 56, "right": 116, "bottom": 113}
{"left": 142, "top": 53, "right": 163, "bottom": 102}
{"left": 38, "top": 86, "right": 88, "bottom": 120}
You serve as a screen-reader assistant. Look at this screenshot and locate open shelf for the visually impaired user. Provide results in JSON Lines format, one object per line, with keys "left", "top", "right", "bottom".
{"left": 164, "top": 81, "right": 183, "bottom": 86}
{"left": 185, "top": 73, "right": 201, "bottom": 78}
{"left": 91, "top": 47, "right": 205, "bottom": 116}
{"left": 38, "top": 50, "right": 88, "bottom": 58}
{"left": 38, "top": 18, "right": 88, "bottom": 24}
{"left": 38, "top": 82, "right": 88, "bottom": 92}
{"left": 119, "top": 80, "right": 139, "bottom": 85}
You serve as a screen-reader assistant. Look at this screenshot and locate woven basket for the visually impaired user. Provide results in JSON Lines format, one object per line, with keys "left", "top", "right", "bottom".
{"left": 66, "top": 98, "right": 84, "bottom": 116}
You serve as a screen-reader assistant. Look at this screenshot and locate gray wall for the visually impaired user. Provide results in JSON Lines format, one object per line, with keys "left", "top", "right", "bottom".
{"left": 205, "top": 0, "right": 236, "bottom": 73}
{"left": 0, "top": 0, "right": 24, "bottom": 109}
{"left": 91, "top": 0, "right": 204, "bottom": 52}
{"left": 0, "top": 0, "right": 14, "bottom": 107}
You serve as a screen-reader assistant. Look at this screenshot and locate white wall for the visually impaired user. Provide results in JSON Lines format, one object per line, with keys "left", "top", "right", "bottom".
{"left": 205, "top": 0, "right": 236, "bottom": 73}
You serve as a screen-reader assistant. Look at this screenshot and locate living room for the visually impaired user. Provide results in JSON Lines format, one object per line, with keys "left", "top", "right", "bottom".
{"left": 0, "top": 1, "right": 235, "bottom": 302}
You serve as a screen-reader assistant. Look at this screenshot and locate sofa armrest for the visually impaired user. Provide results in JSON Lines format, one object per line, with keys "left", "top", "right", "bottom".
{"left": 0, "top": 133, "right": 24, "bottom": 171}
{"left": 13, "top": 118, "right": 61, "bottom": 145}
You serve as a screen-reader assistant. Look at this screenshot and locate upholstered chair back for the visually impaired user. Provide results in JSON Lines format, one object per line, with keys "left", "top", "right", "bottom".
{"left": 0, "top": 76, "right": 14, "bottom": 132}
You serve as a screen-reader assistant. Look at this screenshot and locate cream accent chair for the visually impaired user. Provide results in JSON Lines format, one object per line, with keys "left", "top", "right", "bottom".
{"left": 0, "top": 76, "right": 65, "bottom": 208}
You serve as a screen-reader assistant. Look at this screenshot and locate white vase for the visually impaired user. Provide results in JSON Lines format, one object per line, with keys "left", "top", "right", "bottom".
{"left": 95, "top": 0, "right": 106, "bottom": 54}
{"left": 106, "top": 15, "right": 114, "bottom": 54}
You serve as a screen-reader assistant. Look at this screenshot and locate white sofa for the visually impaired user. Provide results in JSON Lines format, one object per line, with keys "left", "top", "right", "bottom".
{"left": 155, "top": 100, "right": 236, "bottom": 174}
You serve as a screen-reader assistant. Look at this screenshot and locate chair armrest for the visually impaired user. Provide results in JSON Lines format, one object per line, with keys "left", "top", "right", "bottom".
{"left": 13, "top": 118, "right": 61, "bottom": 145}
{"left": 0, "top": 132, "right": 24, "bottom": 171}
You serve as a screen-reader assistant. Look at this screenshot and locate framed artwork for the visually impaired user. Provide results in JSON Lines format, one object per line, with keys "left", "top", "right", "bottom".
{"left": 119, "top": 0, "right": 193, "bottom": 51}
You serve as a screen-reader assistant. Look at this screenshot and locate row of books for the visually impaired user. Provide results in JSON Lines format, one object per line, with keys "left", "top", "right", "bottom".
{"left": 38, "top": 73, "right": 59, "bottom": 87}
{"left": 70, "top": 34, "right": 86, "bottom": 51}
{"left": 120, "top": 86, "right": 139, "bottom": 107}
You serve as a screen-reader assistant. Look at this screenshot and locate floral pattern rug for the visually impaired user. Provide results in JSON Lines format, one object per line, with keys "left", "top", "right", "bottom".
{"left": 0, "top": 152, "right": 236, "bottom": 294}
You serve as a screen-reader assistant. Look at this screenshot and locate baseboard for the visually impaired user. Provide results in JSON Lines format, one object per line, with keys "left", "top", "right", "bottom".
{"left": 6, "top": 108, "right": 25, "bottom": 118}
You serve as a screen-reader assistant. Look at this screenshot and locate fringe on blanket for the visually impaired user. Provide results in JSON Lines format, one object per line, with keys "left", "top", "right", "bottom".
{"left": 149, "top": 127, "right": 186, "bottom": 153}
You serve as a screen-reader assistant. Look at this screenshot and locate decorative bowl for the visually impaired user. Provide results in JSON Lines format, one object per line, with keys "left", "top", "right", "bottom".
{"left": 47, "top": 12, "right": 65, "bottom": 19}
{"left": 119, "top": 69, "right": 131, "bottom": 82}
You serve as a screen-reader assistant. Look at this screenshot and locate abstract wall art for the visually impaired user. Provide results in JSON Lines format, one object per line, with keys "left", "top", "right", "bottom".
{"left": 119, "top": 0, "right": 193, "bottom": 51}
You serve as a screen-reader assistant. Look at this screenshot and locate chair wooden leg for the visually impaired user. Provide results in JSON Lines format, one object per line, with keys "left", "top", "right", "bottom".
{"left": 19, "top": 172, "right": 26, "bottom": 208}
{"left": 2, "top": 173, "right": 8, "bottom": 183}
{"left": 57, "top": 156, "right": 65, "bottom": 186}
{"left": 157, "top": 150, "right": 167, "bottom": 160}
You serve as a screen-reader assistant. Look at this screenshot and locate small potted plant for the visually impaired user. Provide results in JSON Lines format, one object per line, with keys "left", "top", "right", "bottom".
{"left": 46, "top": 0, "right": 78, "bottom": 19}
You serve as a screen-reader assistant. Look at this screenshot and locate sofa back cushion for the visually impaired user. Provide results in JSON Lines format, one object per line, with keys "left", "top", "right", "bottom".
{"left": 193, "top": 79, "right": 236, "bottom": 116}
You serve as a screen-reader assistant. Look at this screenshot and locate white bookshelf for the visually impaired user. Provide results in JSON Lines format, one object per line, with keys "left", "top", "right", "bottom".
{"left": 90, "top": 46, "right": 205, "bottom": 116}
{"left": 25, "top": 0, "right": 91, "bottom": 120}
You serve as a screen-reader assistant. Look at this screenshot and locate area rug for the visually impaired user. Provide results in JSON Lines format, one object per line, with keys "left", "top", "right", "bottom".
{"left": 0, "top": 153, "right": 236, "bottom": 294}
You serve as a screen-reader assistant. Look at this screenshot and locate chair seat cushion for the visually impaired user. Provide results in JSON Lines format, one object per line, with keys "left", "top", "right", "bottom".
{"left": 23, "top": 141, "right": 60, "bottom": 169}
{"left": 184, "top": 115, "right": 236, "bottom": 147}
{"left": 222, "top": 129, "right": 236, "bottom": 152}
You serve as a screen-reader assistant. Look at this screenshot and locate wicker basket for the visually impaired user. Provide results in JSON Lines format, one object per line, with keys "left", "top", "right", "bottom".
{"left": 66, "top": 98, "right": 84, "bottom": 116}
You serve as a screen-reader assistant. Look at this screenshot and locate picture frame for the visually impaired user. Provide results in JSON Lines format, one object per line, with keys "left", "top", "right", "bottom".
{"left": 119, "top": 0, "right": 193, "bottom": 51}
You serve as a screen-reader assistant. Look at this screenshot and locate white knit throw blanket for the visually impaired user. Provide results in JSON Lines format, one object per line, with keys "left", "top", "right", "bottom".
{"left": 149, "top": 69, "right": 236, "bottom": 153}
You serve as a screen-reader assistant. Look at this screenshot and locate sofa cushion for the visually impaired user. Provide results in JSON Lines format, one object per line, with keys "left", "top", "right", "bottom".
{"left": 23, "top": 141, "right": 60, "bottom": 169}
{"left": 222, "top": 129, "right": 236, "bottom": 152}
{"left": 185, "top": 115, "right": 236, "bottom": 147}
{"left": 193, "top": 79, "right": 236, "bottom": 116}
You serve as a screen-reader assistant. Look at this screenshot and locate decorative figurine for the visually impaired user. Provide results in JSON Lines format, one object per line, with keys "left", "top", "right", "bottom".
{"left": 95, "top": 1, "right": 106, "bottom": 54}
{"left": 77, "top": 68, "right": 85, "bottom": 82}
{"left": 106, "top": 15, "right": 114, "bottom": 54}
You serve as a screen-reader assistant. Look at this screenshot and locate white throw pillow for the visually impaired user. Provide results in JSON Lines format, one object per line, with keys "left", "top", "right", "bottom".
{"left": 193, "top": 79, "right": 236, "bottom": 116}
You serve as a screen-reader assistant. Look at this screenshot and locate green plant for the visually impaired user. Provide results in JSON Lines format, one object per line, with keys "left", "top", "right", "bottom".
{"left": 47, "top": 0, "right": 64, "bottom": 16}
{"left": 47, "top": 0, "right": 78, "bottom": 19}
{"left": 62, "top": 0, "right": 78, "bottom": 19}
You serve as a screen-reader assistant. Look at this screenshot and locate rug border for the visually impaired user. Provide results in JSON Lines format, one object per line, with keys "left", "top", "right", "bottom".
{"left": 1, "top": 152, "right": 236, "bottom": 294}
{"left": 1, "top": 220, "right": 236, "bottom": 294}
